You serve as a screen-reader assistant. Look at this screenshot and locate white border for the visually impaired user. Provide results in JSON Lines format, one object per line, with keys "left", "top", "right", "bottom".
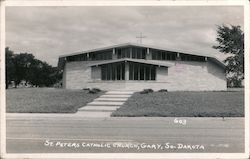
{"left": 1, "top": 0, "right": 249, "bottom": 159}
{"left": 0, "top": 0, "right": 6, "bottom": 158}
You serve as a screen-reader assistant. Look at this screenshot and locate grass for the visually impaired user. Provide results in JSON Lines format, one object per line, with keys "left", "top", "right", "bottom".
{"left": 112, "top": 91, "right": 244, "bottom": 117}
{"left": 6, "top": 88, "right": 104, "bottom": 113}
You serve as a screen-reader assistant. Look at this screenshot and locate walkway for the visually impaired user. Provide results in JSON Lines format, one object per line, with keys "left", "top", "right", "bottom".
{"left": 76, "top": 90, "right": 135, "bottom": 117}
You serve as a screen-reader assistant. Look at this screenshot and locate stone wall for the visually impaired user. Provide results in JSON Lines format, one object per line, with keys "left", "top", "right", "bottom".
{"left": 63, "top": 60, "right": 226, "bottom": 91}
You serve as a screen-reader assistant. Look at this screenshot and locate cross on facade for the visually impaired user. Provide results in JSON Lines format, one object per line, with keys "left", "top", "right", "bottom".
{"left": 136, "top": 33, "right": 146, "bottom": 44}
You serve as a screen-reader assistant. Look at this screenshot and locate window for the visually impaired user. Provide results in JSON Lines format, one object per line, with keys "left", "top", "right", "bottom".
{"left": 129, "top": 62, "right": 156, "bottom": 81}
{"left": 150, "top": 66, "right": 156, "bottom": 80}
{"left": 152, "top": 49, "right": 177, "bottom": 61}
{"left": 101, "top": 62, "right": 125, "bottom": 80}
{"left": 88, "top": 50, "right": 112, "bottom": 61}
{"left": 117, "top": 48, "right": 131, "bottom": 58}
{"left": 134, "top": 63, "right": 139, "bottom": 80}
{"left": 140, "top": 65, "right": 144, "bottom": 80}
{"left": 116, "top": 47, "right": 146, "bottom": 59}
{"left": 100, "top": 62, "right": 156, "bottom": 81}
{"left": 179, "top": 53, "right": 205, "bottom": 61}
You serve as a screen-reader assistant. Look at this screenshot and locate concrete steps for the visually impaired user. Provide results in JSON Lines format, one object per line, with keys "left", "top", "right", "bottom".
{"left": 95, "top": 98, "right": 127, "bottom": 102}
{"left": 78, "top": 106, "right": 120, "bottom": 112}
{"left": 106, "top": 91, "right": 134, "bottom": 95}
{"left": 76, "top": 90, "right": 135, "bottom": 117}
{"left": 88, "top": 101, "right": 125, "bottom": 106}
{"left": 100, "top": 95, "right": 132, "bottom": 98}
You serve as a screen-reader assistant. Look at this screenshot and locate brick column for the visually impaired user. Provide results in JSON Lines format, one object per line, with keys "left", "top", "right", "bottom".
{"left": 146, "top": 48, "right": 152, "bottom": 60}
{"left": 112, "top": 48, "right": 117, "bottom": 59}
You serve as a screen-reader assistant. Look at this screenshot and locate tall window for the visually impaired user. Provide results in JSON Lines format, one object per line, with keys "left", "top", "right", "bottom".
{"left": 89, "top": 49, "right": 113, "bottom": 61}
{"left": 129, "top": 62, "right": 156, "bottom": 81}
{"left": 131, "top": 47, "right": 146, "bottom": 59}
{"left": 117, "top": 47, "right": 146, "bottom": 59}
{"left": 117, "top": 48, "right": 131, "bottom": 58}
{"left": 101, "top": 62, "right": 156, "bottom": 81}
{"left": 179, "top": 53, "right": 205, "bottom": 61}
{"left": 152, "top": 49, "right": 176, "bottom": 60}
{"left": 101, "top": 62, "right": 125, "bottom": 80}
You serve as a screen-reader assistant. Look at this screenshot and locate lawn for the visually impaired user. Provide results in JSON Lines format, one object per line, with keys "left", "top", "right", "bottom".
{"left": 112, "top": 91, "right": 244, "bottom": 117}
{"left": 6, "top": 88, "right": 104, "bottom": 113}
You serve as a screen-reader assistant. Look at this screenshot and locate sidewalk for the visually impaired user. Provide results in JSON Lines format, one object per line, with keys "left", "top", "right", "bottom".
{"left": 6, "top": 113, "right": 244, "bottom": 121}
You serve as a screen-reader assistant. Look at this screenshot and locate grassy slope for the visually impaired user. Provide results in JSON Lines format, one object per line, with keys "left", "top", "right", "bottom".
{"left": 112, "top": 91, "right": 244, "bottom": 117}
{"left": 6, "top": 88, "right": 103, "bottom": 113}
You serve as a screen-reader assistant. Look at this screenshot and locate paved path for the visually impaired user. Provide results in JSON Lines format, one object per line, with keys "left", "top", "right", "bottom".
{"left": 6, "top": 114, "right": 245, "bottom": 153}
{"left": 77, "top": 90, "right": 134, "bottom": 117}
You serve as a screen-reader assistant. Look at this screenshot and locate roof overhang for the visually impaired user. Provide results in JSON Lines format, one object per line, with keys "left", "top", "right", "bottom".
{"left": 88, "top": 58, "right": 173, "bottom": 67}
{"left": 58, "top": 42, "right": 226, "bottom": 69}
{"left": 59, "top": 42, "right": 213, "bottom": 58}
{"left": 207, "top": 57, "right": 226, "bottom": 68}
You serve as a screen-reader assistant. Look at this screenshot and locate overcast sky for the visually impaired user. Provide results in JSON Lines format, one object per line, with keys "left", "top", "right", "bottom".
{"left": 6, "top": 6, "right": 243, "bottom": 66}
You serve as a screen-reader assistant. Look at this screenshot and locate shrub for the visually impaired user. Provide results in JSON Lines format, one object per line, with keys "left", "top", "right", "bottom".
{"left": 88, "top": 88, "right": 101, "bottom": 94}
{"left": 82, "top": 88, "right": 90, "bottom": 91}
{"left": 140, "top": 89, "right": 154, "bottom": 94}
{"left": 92, "top": 88, "right": 101, "bottom": 92}
{"left": 53, "top": 81, "right": 62, "bottom": 88}
{"left": 158, "top": 89, "right": 168, "bottom": 92}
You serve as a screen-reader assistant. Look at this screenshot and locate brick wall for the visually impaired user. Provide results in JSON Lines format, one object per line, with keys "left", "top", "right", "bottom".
{"left": 63, "top": 60, "right": 226, "bottom": 91}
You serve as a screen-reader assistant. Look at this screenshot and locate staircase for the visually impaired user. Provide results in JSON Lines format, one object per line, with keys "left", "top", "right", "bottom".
{"left": 77, "top": 90, "right": 135, "bottom": 117}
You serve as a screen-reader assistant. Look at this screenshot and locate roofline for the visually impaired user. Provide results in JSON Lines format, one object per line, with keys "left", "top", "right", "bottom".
{"left": 207, "top": 57, "right": 226, "bottom": 68}
{"left": 87, "top": 58, "right": 173, "bottom": 67}
{"left": 58, "top": 42, "right": 225, "bottom": 67}
{"left": 59, "top": 42, "right": 213, "bottom": 58}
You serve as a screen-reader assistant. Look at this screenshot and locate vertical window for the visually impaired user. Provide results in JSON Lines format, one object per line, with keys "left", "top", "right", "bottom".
{"left": 112, "top": 63, "right": 116, "bottom": 80}
{"left": 129, "top": 63, "right": 134, "bottom": 80}
{"left": 132, "top": 48, "right": 136, "bottom": 58}
{"left": 134, "top": 63, "right": 139, "bottom": 80}
{"left": 128, "top": 63, "right": 156, "bottom": 81}
{"left": 162, "top": 52, "right": 166, "bottom": 60}
{"left": 157, "top": 51, "right": 161, "bottom": 60}
{"left": 117, "top": 49, "right": 121, "bottom": 59}
{"left": 150, "top": 66, "right": 156, "bottom": 80}
{"left": 140, "top": 65, "right": 144, "bottom": 80}
{"left": 152, "top": 50, "right": 156, "bottom": 60}
{"left": 145, "top": 66, "right": 150, "bottom": 80}
{"left": 100, "top": 62, "right": 157, "bottom": 81}
{"left": 121, "top": 62, "right": 125, "bottom": 80}
{"left": 142, "top": 49, "right": 146, "bottom": 59}
{"left": 101, "top": 62, "right": 125, "bottom": 80}
{"left": 101, "top": 65, "right": 107, "bottom": 80}
{"left": 117, "top": 63, "right": 121, "bottom": 80}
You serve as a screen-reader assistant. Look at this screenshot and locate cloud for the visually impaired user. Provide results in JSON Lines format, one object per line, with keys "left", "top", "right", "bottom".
{"left": 6, "top": 6, "right": 244, "bottom": 66}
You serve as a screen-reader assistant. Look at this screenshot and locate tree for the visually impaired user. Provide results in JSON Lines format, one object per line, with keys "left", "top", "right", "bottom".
{"left": 5, "top": 47, "right": 15, "bottom": 89}
{"left": 5, "top": 47, "right": 62, "bottom": 88}
{"left": 12, "top": 53, "right": 35, "bottom": 87}
{"left": 213, "top": 25, "right": 244, "bottom": 87}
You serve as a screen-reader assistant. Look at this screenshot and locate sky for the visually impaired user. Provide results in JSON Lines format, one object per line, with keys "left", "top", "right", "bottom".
{"left": 6, "top": 6, "right": 244, "bottom": 66}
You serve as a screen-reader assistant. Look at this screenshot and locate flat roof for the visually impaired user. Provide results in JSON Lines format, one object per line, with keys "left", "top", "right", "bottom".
{"left": 59, "top": 42, "right": 214, "bottom": 58}
{"left": 58, "top": 42, "right": 225, "bottom": 68}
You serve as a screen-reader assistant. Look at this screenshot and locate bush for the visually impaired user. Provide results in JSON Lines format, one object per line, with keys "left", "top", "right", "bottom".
{"left": 88, "top": 88, "right": 101, "bottom": 94}
{"left": 140, "top": 89, "right": 154, "bottom": 94}
{"left": 158, "top": 89, "right": 168, "bottom": 92}
{"left": 82, "top": 88, "right": 90, "bottom": 91}
{"left": 53, "top": 81, "right": 62, "bottom": 88}
{"left": 92, "top": 88, "right": 101, "bottom": 92}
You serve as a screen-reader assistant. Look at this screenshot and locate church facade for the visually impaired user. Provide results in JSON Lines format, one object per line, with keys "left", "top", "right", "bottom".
{"left": 58, "top": 43, "right": 226, "bottom": 91}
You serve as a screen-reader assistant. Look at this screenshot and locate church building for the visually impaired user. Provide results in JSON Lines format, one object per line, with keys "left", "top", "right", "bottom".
{"left": 58, "top": 43, "right": 226, "bottom": 91}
